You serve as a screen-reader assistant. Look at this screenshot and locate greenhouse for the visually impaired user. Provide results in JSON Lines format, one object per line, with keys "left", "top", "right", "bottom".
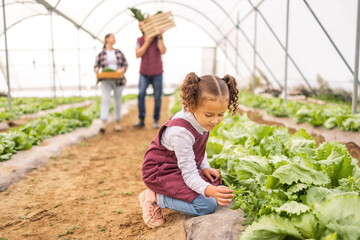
{"left": 1, "top": 0, "right": 360, "bottom": 239}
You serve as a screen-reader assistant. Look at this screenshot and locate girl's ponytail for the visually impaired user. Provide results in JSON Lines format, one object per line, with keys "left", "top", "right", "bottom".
{"left": 180, "top": 72, "right": 200, "bottom": 112}
{"left": 222, "top": 74, "right": 239, "bottom": 115}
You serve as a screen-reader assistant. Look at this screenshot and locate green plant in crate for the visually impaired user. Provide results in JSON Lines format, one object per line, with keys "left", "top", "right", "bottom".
{"left": 128, "top": 7, "right": 148, "bottom": 21}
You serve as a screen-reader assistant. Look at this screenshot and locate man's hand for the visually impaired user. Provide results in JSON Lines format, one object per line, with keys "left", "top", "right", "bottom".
{"left": 144, "top": 35, "right": 154, "bottom": 44}
{"left": 157, "top": 28, "right": 166, "bottom": 35}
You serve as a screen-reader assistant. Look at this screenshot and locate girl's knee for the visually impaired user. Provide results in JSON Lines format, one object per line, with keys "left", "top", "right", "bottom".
{"left": 205, "top": 198, "right": 218, "bottom": 214}
{"left": 196, "top": 197, "right": 217, "bottom": 216}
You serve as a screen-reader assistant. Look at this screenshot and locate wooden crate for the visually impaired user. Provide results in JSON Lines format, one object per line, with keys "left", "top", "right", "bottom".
{"left": 140, "top": 11, "right": 175, "bottom": 38}
{"left": 96, "top": 72, "right": 123, "bottom": 80}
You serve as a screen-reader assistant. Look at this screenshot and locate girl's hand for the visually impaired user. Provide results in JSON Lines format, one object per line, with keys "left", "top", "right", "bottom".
{"left": 203, "top": 168, "right": 222, "bottom": 183}
{"left": 205, "top": 185, "right": 234, "bottom": 206}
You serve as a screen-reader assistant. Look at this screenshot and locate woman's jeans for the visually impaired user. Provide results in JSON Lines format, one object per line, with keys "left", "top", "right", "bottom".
{"left": 100, "top": 79, "right": 125, "bottom": 121}
{"left": 157, "top": 193, "right": 218, "bottom": 217}
{"left": 138, "top": 74, "right": 163, "bottom": 121}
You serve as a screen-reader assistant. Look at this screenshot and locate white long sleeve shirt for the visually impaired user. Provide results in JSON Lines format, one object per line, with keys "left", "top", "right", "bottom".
{"left": 160, "top": 108, "right": 211, "bottom": 196}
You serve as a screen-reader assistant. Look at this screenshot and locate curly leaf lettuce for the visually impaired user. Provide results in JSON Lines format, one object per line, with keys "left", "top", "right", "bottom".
{"left": 314, "top": 195, "right": 360, "bottom": 240}
{"left": 271, "top": 163, "right": 330, "bottom": 186}
{"left": 275, "top": 201, "right": 310, "bottom": 215}
{"left": 290, "top": 212, "right": 324, "bottom": 239}
{"left": 285, "top": 129, "right": 316, "bottom": 159}
{"left": 239, "top": 213, "right": 304, "bottom": 240}
{"left": 314, "top": 141, "right": 356, "bottom": 186}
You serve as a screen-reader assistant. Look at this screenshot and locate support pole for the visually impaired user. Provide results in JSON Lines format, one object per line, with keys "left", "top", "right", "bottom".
{"left": 247, "top": 0, "right": 315, "bottom": 95}
{"left": 77, "top": 28, "right": 81, "bottom": 96}
{"left": 304, "top": 0, "right": 358, "bottom": 82}
{"left": 235, "top": 11, "right": 240, "bottom": 78}
{"left": 284, "top": 0, "right": 290, "bottom": 102}
{"left": 253, "top": 8, "right": 258, "bottom": 93}
{"left": 50, "top": 12, "right": 56, "bottom": 103}
{"left": 213, "top": 46, "right": 217, "bottom": 75}
{"left": 2, "top": 0, "right": 11, "bottom": 111}
{"left": 224, "top": 38, "right": 228, "bottom": 73}
{"left": 353, "top": 0, "right": 360, "bottom": 114}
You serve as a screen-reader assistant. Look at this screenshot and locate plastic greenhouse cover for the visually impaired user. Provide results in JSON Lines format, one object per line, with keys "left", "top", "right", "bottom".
{"left": 0, "top": 0, "right": 358, "bottom": 96}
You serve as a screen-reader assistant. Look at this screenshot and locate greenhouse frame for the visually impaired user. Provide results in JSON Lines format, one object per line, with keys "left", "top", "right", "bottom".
{"left": 1, "top": 0, "right": 359, "bottom": 112}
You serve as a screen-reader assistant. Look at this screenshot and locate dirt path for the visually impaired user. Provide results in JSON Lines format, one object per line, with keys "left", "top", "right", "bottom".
{"left": 0, "top": 97, "right": 186, "bottom": 240}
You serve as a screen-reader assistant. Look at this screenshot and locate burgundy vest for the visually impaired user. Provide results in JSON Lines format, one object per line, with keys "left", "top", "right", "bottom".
{"left": 142, "top": 117, "right": 219, "bottom": 203}
{"left": 137, "top": 36, "right": 163, "bottom": 76}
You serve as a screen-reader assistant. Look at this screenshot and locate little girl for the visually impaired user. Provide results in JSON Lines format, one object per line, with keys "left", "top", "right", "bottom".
{"left": 139, "top": 72, "right": 239, "bottom": 228}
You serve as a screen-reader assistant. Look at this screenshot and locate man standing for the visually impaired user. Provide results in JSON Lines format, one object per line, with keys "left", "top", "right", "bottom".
{"left": 133, "top": 23, "right": 166, "bottom": 129}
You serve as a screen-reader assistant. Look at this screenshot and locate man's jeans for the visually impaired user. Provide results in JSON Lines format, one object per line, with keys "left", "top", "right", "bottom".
{"left": 157, "top": 193, "right": 218, "bottom": 217}
{"left": 138, "top": 74, "right": 163, "bottom": 121}
{"left": 100, "top": 79, "right": 125, "bottom": 121}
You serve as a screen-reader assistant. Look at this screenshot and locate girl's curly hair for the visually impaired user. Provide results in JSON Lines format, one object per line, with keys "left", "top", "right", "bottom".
{"left": 180, "top": 72, "right": 239, "bottom": 115}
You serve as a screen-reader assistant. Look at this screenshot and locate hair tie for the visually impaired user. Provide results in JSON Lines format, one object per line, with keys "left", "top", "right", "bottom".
{"left": 222, "top": 76, "right": 230, "bottom": 83}
{"left": 196, "top": 75, "right": 201, "bottom": 82}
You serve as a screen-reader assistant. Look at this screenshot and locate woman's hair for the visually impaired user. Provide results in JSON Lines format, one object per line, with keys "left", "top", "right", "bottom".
{"left": 180, "top": 72, "right": 239, "bottom": 115}
{"left": 103, "top": 33, "right": 113, "bottom": 49}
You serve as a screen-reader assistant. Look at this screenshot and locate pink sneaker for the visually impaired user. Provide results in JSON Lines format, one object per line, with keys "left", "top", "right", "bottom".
{"left": 139, "top": 189, "right": 165, "bottom": 228}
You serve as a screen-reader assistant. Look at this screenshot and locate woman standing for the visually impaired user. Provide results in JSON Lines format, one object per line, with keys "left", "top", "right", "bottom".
{"left": 94, "top": 33, "right": 128, "bottom": 133}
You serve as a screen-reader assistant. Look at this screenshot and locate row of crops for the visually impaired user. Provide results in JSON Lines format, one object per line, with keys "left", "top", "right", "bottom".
{"left": 206, "top": 113, "right": 360, "bottom": 239}
{"left": 0, "top": 96, "right": 92, "bottom": 122}
{"left": 0, "top": 94, "right": 137, "bottom": 161}
{"left": 238, "top": 91, "right": 360, "bottom": 132}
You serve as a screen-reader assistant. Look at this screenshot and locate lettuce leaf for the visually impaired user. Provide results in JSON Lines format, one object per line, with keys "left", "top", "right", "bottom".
{"left": 314, "top": 141, "right": 356, "bottom": 186}
{"left": 271, "top": 163, "right": 330, "bottom": 186}
{"left": 275, "top": 201, "right": 310, "bottom": 215}
{"left": 285, "top": 129, "right": 316, "bottom": 159}
{"left": 314, "top": 195, "right": 360, "bottom": 240}
{"left": 291, "top": 212, "right": 324, "bottom": 239}
{"left": 206, "top": 137, "right": 223, "bottom": 158}
{"left": 239, "top": 213, "right": 304, "bottom": 240}
{"left": 324, "top": 117, "right": 337, "bottom": 129}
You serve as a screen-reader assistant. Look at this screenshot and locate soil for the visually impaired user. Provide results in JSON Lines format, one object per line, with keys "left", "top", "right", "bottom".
{"left": 0, "top": 97, "right": 186, "bottom": 240}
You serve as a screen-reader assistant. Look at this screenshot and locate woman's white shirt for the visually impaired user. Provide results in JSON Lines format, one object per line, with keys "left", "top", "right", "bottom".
{"left": 105, "top": 50, "right": 117, "bottom": 71}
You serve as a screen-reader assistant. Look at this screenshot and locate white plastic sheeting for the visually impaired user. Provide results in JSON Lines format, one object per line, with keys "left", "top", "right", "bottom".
{"left": 0, "top": 0, "right": 359, "bottom": 96}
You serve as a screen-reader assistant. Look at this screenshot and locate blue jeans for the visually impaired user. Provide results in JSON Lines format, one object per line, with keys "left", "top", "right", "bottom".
{"left": 138, "top": 74, "right": 163, "bottom": 121}
{"left": 157, "top": 194, "right": 218, "bottom": 217}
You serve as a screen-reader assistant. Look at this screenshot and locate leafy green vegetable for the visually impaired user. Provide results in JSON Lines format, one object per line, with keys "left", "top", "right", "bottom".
{"left": 275, "top": 201, "right": 310, "bottom": 215}
{"left": 270, "top": 163, "right": 330, "bottom": 186}
{"left": 0, "top": 95, "right": 135, "bottom": 161}
{"left": 128, "top": 7, "right": 147, "bottom": 21}
{"left": 0, "top": 96, "right": 89, "bottom": 122}
{"left": 206, "top": 137, "right": 223, "bottom": 158}
{"left": 314, "top": 141, "right": 356, "bottom": 186}
{"left": 239, "top": 213, "right": 304, "bottom": 240}
{"left": 314, "top": 195, "right": 360, "bottom": 240}
{"left": 102, "top": 67, "right": 115, "bottom": 72}
{"left": 202, "top": 108, "right": 360, "bottom": 239}
{"left": 237, "top": 90, "right": 360, "bottom": 132}
{"left": 290, "top": 212, "right": 324, "bottom": 239}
